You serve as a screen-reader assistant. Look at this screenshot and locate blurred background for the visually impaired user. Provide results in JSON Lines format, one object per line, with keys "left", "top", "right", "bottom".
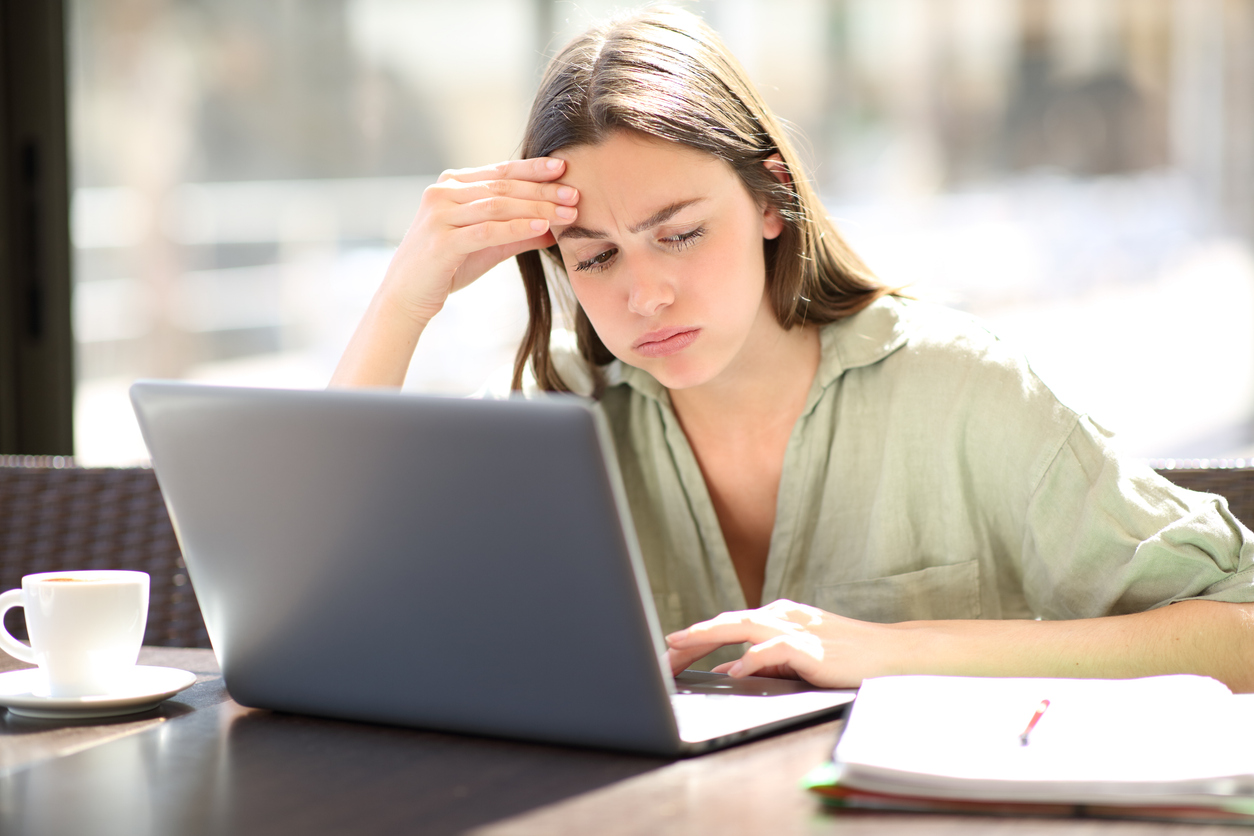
{"left": 69, "top": 0, "right": 1254, "bottom": 465}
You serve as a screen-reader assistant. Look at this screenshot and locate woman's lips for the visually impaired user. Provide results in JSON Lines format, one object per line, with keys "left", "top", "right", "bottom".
{"left": 633, "top": 327, "right": 700, "bottom": 358}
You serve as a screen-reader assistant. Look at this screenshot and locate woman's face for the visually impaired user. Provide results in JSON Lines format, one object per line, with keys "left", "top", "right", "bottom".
{"left": 551, "top": 131, "right": 784, "bottom": 391}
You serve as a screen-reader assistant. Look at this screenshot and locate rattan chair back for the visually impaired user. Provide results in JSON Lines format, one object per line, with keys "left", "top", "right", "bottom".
{"left": 1152, "top": 465, "right": 1254, "bottom": 529}
{"left": 0, "top": 461, "right": 210, "bottom": 648}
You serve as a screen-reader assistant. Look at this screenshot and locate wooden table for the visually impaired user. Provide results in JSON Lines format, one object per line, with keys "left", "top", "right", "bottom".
{"left": 0, "top": 648, "right": 1228, "bottom": 835}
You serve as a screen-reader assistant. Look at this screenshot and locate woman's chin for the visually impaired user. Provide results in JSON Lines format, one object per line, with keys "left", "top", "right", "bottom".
{"left": 632, "top": 356, "right": 723, "bottom": 391}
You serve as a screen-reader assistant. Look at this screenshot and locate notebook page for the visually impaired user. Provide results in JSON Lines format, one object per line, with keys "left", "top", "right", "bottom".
{"left": 835, "top": 674, "right": 1254, "bottom": 799}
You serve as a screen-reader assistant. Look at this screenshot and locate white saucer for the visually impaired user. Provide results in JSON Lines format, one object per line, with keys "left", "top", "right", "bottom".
{"left": 0, "top": 665, "right": 198, "bottom": 719}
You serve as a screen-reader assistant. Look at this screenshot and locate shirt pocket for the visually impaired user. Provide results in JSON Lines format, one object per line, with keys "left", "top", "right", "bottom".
{"left": 811, "top": 559, "right": 982, "bottom": 622}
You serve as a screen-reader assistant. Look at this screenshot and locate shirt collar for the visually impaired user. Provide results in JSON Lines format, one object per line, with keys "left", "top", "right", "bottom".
{"left": 607, "top": 358, "right": 669, "bottom": 406}
{"left": 813, "top": 295, "right": 910, "bottom": 390}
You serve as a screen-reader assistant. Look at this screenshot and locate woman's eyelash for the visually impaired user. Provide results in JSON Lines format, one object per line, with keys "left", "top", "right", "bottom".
{"left": 575, "top": 248, "right": 618, "bottom": 273}
{"left": 663, "top": 226, "right": 706, "bottom": 249}
{"left": 572, "top": 226, "right": 706, "bottom": 273}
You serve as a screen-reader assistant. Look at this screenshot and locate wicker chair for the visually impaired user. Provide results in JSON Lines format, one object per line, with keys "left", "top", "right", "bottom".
{"left": 1147, "top": 462, "right": 1254, "bottom": 528}
{"left": 0, "top": 458, "right": 1252, "bottom": 651}
{"left": 0, "top": 457, "right": 210, "bottom": 648}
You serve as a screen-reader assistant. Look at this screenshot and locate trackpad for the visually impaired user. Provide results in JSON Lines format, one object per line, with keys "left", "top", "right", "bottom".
{"left": 674, "top": 669, "right": 827, "bottom": 696}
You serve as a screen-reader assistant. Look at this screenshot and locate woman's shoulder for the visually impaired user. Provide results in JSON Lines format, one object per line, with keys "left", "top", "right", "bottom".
{"left": 841, "top": 295, "right": 1009, "bottom": 354}
{"left": 828, "top": 296, "right": 1081, "bottom": 440}
{"left": 829, "top": 295, "right": 1042, "bottom": 384}
{"left": 830, "top": 298, "right": 1094, "bottom": 509}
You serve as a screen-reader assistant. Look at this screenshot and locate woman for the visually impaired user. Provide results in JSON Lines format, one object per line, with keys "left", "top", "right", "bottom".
{"left": 333, "top": 7, "right": 1254, "bottom": 690}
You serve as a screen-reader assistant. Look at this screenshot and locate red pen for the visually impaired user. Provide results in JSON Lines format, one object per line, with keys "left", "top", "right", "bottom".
{"left": 1019, "top": 699, "right": 1050, "bottom": 746}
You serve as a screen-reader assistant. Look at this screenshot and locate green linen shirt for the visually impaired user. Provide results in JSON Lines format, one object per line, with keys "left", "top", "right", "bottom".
{"left": 493, "top": 296, "right": 1254, "bottom": 668}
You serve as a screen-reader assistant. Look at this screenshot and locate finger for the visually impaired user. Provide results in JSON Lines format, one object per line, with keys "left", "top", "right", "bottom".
{"left": 760, "top": 598, "right": 826, "bottom": 626}
{"left": 453, "top": 230, "right": 556, "bottom": 284}
{"left": 731, "top": 634, "right": 822, "bottom": 680}
{"left": 713, "top": 660, "right": 804, "bottom": 680}
{"left": 667, "top": 610, "right": 798, "bottom": 649}
{"left": 672, "top": 601, "right": 817, "bottom": 641}
{"left": 442, "top": 178, "right": 579, "bottom": 207}
{"left": 667, "top": 645, "right": 720, "bottom": 676}
{"left": 445, "top": 218, "right": 552, "bottom": 257}
{"left": 438, "top": 157, "right": 565, "bottom": 185}
{"left": 443, "top": 196, "right": 576, "bottom": 228}
{"left": 496, "top": 229, "right": 556, "bottom": 257}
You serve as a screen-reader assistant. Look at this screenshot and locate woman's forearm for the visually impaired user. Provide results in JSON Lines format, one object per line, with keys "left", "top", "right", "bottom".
{"left": 329, "top": 284, "right": 430, "bottom": 388}
{"left": 890, "top": 600, "right": 1254, "bottom": 692}
{"left": 667, "top": 599, "right": 1254, "bottom": 692}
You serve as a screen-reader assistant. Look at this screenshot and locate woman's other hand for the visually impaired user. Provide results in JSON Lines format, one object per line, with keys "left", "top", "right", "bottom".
{"left": 331, "top": 157, "right": 577, "bottom": 387}
{"left": 665, "top": 599, "right": 890, "bottom": 689}
{"left": 666, "top": 598, "right": 1254, "bottom": 694}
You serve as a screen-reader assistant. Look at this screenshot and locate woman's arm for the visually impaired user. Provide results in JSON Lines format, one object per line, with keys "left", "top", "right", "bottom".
{"left": 665, "top": 598, "right": 1254, "bottom": 692}
{"left": 330, "top": 158, "right": 577, "bottom": 388}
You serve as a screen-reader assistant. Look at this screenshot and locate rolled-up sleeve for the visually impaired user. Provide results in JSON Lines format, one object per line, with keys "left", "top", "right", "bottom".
{"left": 1020, "top": 415, "right": 1254, "bottom": 619}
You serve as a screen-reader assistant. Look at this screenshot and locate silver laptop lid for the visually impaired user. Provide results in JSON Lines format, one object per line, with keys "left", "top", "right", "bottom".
{"left": 131, "top": 381, "right": 680, "bottom": 754}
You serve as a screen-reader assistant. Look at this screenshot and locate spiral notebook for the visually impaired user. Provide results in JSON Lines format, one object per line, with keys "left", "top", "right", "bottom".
{"left": 805, "top": 673, "right": 1254, "bottom": 823}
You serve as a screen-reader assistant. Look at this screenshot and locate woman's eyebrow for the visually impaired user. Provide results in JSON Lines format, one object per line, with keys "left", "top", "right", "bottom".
{"left": 557, "top": 198, "right": 705, "bottom": 241}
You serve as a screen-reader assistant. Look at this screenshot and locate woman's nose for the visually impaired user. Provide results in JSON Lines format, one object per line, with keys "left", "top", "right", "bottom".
{"left": 626, "top": 264, "right": 675, "bottom": 317}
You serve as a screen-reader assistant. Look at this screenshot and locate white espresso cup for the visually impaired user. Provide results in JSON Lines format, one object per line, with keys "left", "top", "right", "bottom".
{"left": 0, "top": 570, "right": 150, "bottom": 697}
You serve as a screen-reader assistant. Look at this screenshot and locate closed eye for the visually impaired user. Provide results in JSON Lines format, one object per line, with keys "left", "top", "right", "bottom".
{"left": 574, "top": 248, "right": 618, "bottom": 273}
{"left": 662, "top": 226, "right": 705, "bottom": 250}
{"left": 572, "top": 226, "right": 706, "bottom": 273}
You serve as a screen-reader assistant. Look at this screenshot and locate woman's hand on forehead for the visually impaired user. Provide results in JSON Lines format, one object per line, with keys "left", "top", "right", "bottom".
{"left": 329, "top": 155, "right": 580, "bottom": 388}
{"left": 383, "top": 156, "right": 581, "bottom": 325}
{"left": 426, "top": 157, "right": 580, "bottom": 274}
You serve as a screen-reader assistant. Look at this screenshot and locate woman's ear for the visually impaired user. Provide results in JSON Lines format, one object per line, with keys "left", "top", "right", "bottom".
{"left": 761, "top": 154, "right": 789, "bottom": 241}
{"left": 763, "top": 154, "right": 791, "bottom": 187}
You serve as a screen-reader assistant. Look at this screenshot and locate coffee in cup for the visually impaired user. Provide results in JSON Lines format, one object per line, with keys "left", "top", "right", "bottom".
{"left": 0, "top": 570, "right": 150, "bottom": 697}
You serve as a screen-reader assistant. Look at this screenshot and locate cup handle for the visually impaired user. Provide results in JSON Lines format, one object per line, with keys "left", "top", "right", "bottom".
{"left": 0, "top": 589, "right": 36, "bottom": 664}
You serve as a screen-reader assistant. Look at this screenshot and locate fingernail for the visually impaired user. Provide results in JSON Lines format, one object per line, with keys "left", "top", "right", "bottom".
{"left": 530, "top": 219, "right": 548, "bottom": 231}
{"left": 555, "top": 205, "right": 576, "bottom": 220}
{"left": 556, "top": 186, "right": 576, "bottom": 201}
{"left": 666, "top": 629, "right": 688, "bottom": 643}
{"left": 728, "top": 662, "right": 744, "bottom": 677}
{"left": 546, "top": 158, "right": 563, "bottom": 171}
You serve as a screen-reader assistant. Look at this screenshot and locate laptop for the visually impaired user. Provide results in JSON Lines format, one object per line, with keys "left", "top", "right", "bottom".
{"left": 130, "top": 381, "right": 855, "bottom": 756}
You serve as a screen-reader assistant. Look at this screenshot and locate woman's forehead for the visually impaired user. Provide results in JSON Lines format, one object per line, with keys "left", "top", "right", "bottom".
{"left": 554, "top": 132, "right": 738, "bottom": 216}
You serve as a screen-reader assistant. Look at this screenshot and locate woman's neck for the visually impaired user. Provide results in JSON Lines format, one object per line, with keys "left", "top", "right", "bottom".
{"left": 664, "top": 306, "right": 821, "bottom": 608}
{"left": 667, "top": 314, "right": 821, "bottom": 444}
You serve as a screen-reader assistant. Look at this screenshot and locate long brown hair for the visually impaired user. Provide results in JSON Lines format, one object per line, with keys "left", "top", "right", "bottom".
{"left": 513, "top": 5, "right": 889, "bottom": 395}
